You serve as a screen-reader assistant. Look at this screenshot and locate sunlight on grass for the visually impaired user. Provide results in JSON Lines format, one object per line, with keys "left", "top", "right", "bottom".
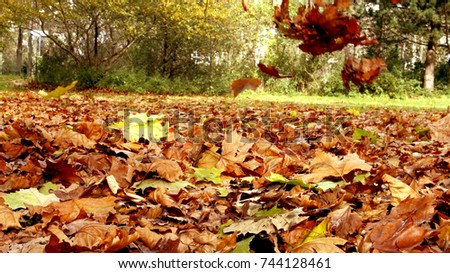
{"left": 233, "top": 90, "right": 450, "bottom": 111}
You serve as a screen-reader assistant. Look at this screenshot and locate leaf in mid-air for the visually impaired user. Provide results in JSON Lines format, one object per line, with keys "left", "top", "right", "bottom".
{"left": 257, "top": 62, "right": 293, "bottom": 78}
{"left": 230, "top": 78, "right": 262, "bottom": 98}
{"left": 44, "top": 81, "right": 78, "bottom": 99}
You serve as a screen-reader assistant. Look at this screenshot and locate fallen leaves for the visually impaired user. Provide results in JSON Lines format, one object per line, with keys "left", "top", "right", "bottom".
{"left": 1, "top": 91, "right": 449, "bottom": 253}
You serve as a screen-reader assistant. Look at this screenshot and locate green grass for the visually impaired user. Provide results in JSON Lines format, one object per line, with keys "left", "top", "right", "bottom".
{"left": 0, "top": 74, "right": 24, "bottom": 91}
{"left": 234, "top": 90, "right": 450, "bottom": 111}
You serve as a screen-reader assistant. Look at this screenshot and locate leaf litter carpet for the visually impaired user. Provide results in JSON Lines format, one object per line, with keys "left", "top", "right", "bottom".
{"left": 1, "top": 91, "right": 450, "bottom": 253}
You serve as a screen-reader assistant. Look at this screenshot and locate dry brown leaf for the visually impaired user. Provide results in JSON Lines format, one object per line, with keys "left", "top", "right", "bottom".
{"left": 136, "top": 226, "right": 164, "bottom": 249}
{"left": 429, "top": 114, "right": 450, "bottom": 143}
{"left": 0, "top": 205, "right": 22, "bottom": 230}
{"left": 329, "top": 205, "right": 363, "bottom": 237}
{"left": 299, "top": 151, "right": 371, "bottom": 184}
{"left": 150, "top": 159, "right": 184, "bottom": 182}
{"left": 382, "top": 174, "right": 419, "bottom": 206}
{"left": 52, "top": 128, "right": 96, "bottom": 149}
{"left": 148, "top": 188, "right": 178, "bottom": 208}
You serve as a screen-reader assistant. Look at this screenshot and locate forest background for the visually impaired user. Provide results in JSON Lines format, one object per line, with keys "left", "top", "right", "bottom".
{"left": 0, "top": 0, "right": 449, "bottom": 98}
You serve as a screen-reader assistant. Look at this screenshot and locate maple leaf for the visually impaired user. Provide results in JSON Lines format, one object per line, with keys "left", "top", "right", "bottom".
{"left": 298, "top": 151, "right": 372, "bottom": 184}
{"left": 342, "top": 57, "right": 386, "bottom": 89}
{"left": 428, "top": 114, "right": 450, "bottom": 144}
{"left": 329, "top": 205, "right": 363, "bottom": 237}
{"left": 368, "top": 195, "right": 435, "bottom": 252}
{"left": 0, "top": 205, "right": 22, "bottom": 230}
{"left": 382, "top": 174, "right": 419, "bottom": 206}
{"left": 149, "top": 159, "right": 184, "bottom": 182}
{"left": 2, "top": 188, "right": 60, "bottom": 210}
{"left": 230, "top": 78, "right": 262, "bottom": 98}
{"left": 257, "top": 62, "right": 294, "bottom": 78}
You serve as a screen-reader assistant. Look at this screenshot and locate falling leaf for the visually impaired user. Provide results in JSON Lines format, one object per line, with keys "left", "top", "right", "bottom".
{"left": 43, "top": 81, "right": 77, "bottom": 99}
{"left": 382, "top": 174, "right": 419, "bottom": 206}
{"left": 230, "top": 78, "right": 262, "bottom": 98}
{"left": 257, "top": 62, "right": 294, "bottom": 78}
{"left": 342, "top": 57, "right": 386, "bottom": 89}
{"left": 242, "top": 0, "right": 250, "bottom": 13}
{"left": 299, "top": 151, "right": 372, "bottom": 184}
{"left": 0, "top": 205, "right": 22, "bottom": 230}
{"left": 2, "top": 188, "right": 60, "bottom": 210}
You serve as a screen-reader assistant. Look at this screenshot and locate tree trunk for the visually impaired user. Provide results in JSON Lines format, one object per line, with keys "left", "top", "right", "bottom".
{"left": 16, "top": 27, "right": 23, "bottom": 75}
{"left": 424, "top": 39, "right": 435, "bottom": 91}
{"left": 27, "top": 28, "right": 34, "bottom": 78}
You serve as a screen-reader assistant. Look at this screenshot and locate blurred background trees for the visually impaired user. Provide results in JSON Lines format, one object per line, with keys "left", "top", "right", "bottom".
{"left": 1, "top": 0, "right": 450, "bottom": 96}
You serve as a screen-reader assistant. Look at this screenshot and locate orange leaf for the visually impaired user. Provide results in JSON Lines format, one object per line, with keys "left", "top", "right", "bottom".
{"left": 150, "top": 159, "right": 184, "bottom": 182}
{"left": 258, "top": 62, "right": 294, "bottom": 78}
{"left": 242, "top": 0, "right": 250, "bottom": 13}
{"left": 230, "top": 78, "right": 262, "bottom": 98}
{"left": 334, "top": 0, "right": 352, "bottom": 10}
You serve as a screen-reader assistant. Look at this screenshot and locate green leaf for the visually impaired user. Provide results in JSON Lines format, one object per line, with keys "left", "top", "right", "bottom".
{"left": 353, "top": 128, "right": 377, "bottom": 144}
{"left": 44, "top": 81, "right": 77, "bottom": 99}
{"left": 217, "top": 219, "right": 233, "bottom": 237}
{"left": 232, "top": 235, "right": 255, "bottom": 253}
{"left": 2, "top": 188, "right": 60, "bottom": 210}
{"left": 38, "top": 182, "right": 59, "bottom": 195}
{"left": 254, "top": 205, "right": 287, "bottom": 218}
{"left": 267, "top": 172, "right": 312, "bottom": 189}
{"left": 353, "top": 173, "right": 370, "bottom": 183}
{"left": 315, "top": 181, "right": 343, "bottom": 191}
{"left": 267, "top": 172, "right": 289, "bottom": 183}
{"left": 217, "top": 187, "right": 229, "bottom": 197}
{"left": 302, "top": 218, "right": 330, "bottom": 244}
{"left": 190, "top": 167, "right": 224, "bottom": 185}
{"left": 132, "top": 179, "right": 195, "bottom": 191}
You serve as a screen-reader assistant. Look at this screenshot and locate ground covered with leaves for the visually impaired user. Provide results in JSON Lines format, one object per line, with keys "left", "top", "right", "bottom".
{"left": 1, "top": 90, "right": 450, "bottom": 253}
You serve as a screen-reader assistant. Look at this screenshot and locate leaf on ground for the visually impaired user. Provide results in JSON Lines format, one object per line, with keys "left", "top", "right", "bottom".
{"left": 353, "top": 128, "right": 377, "bottom": 144}
{"left": 150, "top": 159, "right": 184, "bottom": 182}
{"left": 147, "top": 188, "right": 179, "bottom": 208}
{"left": 232, "top": 235, "right": 255, "bottom": 253}
{"left": 299, "top": 151, "right": 372, "bottom": 184}
{"left": 3, "top": 188, "right": 60, "bottom": 210}
{"left": 293, "top": 237, "right": 346, "bottom": 253}
{"left": 230, "top": 78, "right": 262, "bottom": 98}
{"left": 106, "top": 175, "right": 120, "bottom": 194}
{"left": 429, "top": 114, "right": 450, "bottom": 144}
{"left": 368, "top": 195, "right": 435, "bottom": 252}
{"left": 109, "top": 112, "right": 167, "bottom": 142}
{"left": 329, "top": 205, "right": 363, "bottom": 237}
{"left": 0, "top": 205, "right": 22, "bottom": 230}
{"left": 302, "top": 218, "right": 330, "bottom": 244}
{"left": 132, "top": 178, "right": 195, "bottom": 192}
{"left": 382, "top": 174, "right": 419, "bottom": 206}
{"left": 43, "top": 81, "right": 77, "bottom": 99}
{"left": 52, "top": 128, "right": 96, "bottom": 149}
{"left": 190, "top": 167, "right": 224, "bottom": 185}
{"left": 223, "top": 208, "right": 308, "bottom": 235}
{"left": 254, "top": 205, "right": 287, "bottom": 218}
{"left": 38, "top": 182, "right": 59, "bottom": 195}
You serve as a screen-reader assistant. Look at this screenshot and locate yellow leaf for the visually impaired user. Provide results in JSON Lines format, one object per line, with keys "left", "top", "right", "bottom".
{"left": 44, "top": 81, "right": 77, "bottom": 99}
{"left": 302, "top": 218, "right": 330, "bottom": 244}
